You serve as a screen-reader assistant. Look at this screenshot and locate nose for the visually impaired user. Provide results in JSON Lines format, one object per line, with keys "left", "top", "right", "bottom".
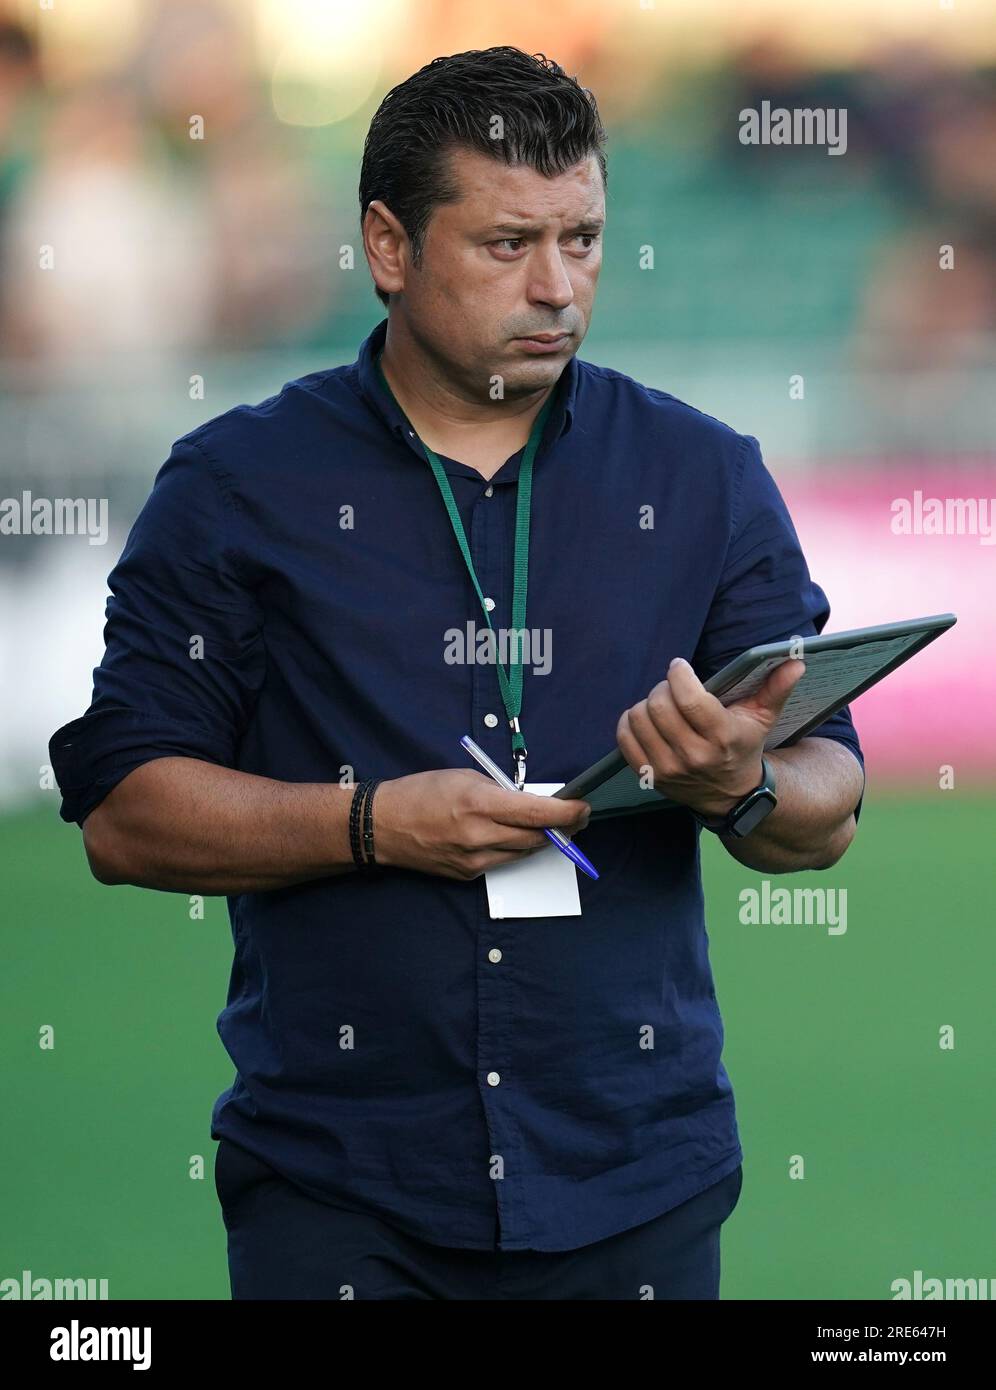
{"left": 526, "top": 243, "right": 575, "bottom": 312}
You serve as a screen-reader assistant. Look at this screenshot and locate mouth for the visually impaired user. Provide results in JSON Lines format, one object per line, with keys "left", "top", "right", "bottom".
{"left": 513, "top": 332, "right": 571, "bottom": 354}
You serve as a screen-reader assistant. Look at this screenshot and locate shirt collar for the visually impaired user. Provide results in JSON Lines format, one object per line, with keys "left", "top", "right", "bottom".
{"left": 354, "top": 316, "right": 578, "bottom": 446}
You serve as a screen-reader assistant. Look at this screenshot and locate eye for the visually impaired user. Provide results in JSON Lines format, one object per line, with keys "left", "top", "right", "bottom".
{"left": 493, "top": 238, "right": 526, "bottom": 253}
{"left": 571, "top": 233, "right": 600, "bottom": 252}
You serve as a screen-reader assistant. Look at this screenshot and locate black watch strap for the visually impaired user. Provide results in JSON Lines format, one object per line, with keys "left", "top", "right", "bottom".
{"left": 692, "top": 756, "right": 777, "bottom": 838}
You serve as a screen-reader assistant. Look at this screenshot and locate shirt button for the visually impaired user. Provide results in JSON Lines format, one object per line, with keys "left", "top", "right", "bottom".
{"left": 488, "top": 948, "right": 502, "bottom": 964}
{"left": 487, "top": 1072, "right": 501, "bottom": 1087}
{"left": 483, "top": 597, "right": 495, "bottom": 612}
{"left": 484, "top": 484, "right": 494, "bottom": 497}
{"left": 484, "top": 713, "right": 499, "bottom": 728}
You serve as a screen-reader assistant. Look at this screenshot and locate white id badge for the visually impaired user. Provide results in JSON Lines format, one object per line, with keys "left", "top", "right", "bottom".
{"left": 484, "top": 783, "right": 583, "bottom": 919}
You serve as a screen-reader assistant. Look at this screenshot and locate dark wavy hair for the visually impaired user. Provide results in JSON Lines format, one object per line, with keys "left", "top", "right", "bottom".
{"left": 359, "top": 46, "right": 607, "bottom": 307}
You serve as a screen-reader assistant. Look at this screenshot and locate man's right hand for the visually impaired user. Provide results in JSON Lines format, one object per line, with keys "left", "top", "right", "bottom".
{"left": 372, "top": 769, "right": 592, "bottom": 881}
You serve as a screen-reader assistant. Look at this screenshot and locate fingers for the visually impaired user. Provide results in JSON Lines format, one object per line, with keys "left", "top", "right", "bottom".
{"left": 657, "top": 657, "right": 726, "bottom": 739}
{"left": 474, "top": 820, "right": 552, "bottom": 853}
{"left": 616, "top": 704, "right": 678, "bottom": 781}
{"left": 619, "top": 659, "right": 724, "bottom": 776}
{"left": 624, "top": 685, "right": 715, "bottom": 775}
{"left": 443, "top": 840, "right": 550, "bottom": 881}
{"left": 751, "top": 657, "right": 806, "bottom": 715}
{"left": 485, "top": 785, "right": 592, "bottom": 833}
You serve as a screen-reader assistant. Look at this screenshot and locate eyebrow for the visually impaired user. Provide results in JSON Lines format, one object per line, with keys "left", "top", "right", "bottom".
{"left": 482, "top": 218, "right": 605, "bottom": 236}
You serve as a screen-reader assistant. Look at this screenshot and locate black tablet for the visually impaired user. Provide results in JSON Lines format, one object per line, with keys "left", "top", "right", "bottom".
{"left": 552, "top": 613, "right": 957, "bottom": 819}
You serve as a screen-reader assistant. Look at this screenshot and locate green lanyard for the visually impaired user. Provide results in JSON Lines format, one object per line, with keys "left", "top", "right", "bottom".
{"left": 375, "top": 351, "right": 555, "bottom": 788}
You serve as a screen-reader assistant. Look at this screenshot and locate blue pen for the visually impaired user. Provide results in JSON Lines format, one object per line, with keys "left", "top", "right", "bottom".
{"left": 460, "top": 734, "right": 599, "bottom": 881}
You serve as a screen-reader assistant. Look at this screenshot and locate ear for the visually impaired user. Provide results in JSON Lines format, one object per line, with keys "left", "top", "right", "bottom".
{"left": 363, "top": 200, "right": 408, "bottom": 300}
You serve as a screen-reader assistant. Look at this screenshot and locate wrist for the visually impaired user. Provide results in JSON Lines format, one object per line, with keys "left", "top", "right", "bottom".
{"left": 688, "top": 755, "right": 765, "bottom": 821}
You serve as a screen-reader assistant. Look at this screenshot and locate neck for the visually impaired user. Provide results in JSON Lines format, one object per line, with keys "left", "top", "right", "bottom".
{"left": 377, "top": 319, "right": 557, "bottom": 480}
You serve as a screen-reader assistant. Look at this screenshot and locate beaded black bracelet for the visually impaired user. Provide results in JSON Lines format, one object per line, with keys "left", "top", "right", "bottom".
{"left": 349, "top": 778, "right": 375, "bottom": 868}
{"left": 361, "top": 778, "right": 381, "bottom": 866}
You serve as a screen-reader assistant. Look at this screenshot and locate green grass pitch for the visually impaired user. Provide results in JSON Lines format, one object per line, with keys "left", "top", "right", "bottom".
{"left": 1, "top": 789, "right": 992, "bottom": 1299}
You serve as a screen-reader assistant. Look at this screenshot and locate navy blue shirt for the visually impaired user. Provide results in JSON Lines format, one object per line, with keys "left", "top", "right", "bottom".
{"left": 49, "top": 316, "right": 863, "bottom": 1252}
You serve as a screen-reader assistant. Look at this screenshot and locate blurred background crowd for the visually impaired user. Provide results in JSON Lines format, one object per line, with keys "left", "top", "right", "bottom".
{"left": 1, "top": 0, "right": 995, "bottom": 802}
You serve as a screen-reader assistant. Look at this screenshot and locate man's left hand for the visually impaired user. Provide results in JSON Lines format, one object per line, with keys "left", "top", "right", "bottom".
{"left": 616, "top": 656, "right": 807, "bottom": 821}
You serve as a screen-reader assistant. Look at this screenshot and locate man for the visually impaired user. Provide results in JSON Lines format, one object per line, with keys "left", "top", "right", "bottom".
{"left": 50, "top": 46, "right": 864, "bottom": 1300}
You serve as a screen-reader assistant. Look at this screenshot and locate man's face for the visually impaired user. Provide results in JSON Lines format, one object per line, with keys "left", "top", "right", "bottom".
{"left": 394, "top": 146, "right": 604, "bottom": 400}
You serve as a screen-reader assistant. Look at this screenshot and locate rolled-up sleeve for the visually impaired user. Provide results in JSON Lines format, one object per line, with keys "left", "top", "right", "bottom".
{"left": 49, "top": 437, "right": 265, "bottom": 826}
{"left": 692, "top": 433, "right": 865, "bottom": 823}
